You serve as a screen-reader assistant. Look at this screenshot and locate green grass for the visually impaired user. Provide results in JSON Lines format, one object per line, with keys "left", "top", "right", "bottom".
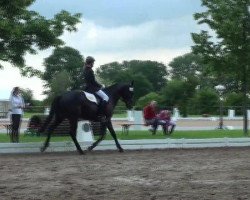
{"left": 0, "top": 130, "right": 248, "bottom": 143}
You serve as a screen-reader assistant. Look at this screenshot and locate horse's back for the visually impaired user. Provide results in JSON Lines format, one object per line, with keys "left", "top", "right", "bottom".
{"left": 57, "top": 90, "right": 83, "bottom": 109}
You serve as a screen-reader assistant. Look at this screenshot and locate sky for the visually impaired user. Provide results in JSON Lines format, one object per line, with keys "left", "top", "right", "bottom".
{"left": 0, "top": 0, "right": 204, "bottom": 100}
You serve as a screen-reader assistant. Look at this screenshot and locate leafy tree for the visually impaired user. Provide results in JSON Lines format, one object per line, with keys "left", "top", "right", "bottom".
{"left": 169, "top": 53, "right": 204, "bottom": 79}
{"left": 20, "top": 88, "right": 33, "bottom": 105}
{"left": 131, "top": 74, "right": 153, "bottom": 101}
{"left": 225, "top": 92, "right": 244, "bottom": 108}
{"left": 135, "top": 92, "right": 164, "bottom": 110}
{"left": 42, "top": 46, "right": 84, "bottom": 93}
{"left": 191, "top": 0, "right": 250, "bottom": 134}
{"left": 104, "top": 71, "right": 153, "bottom": 102}
{"left": 224, "top": 92, "right": 250, "bottom": 115}
{"left": 97, "top": 60, "right": 168, "bottom": 90}
{"left": 160, "top": 79, "right": 197, "bottom": 117}
{"left": 0, "top": 0, "right": 81, "bottom": 75}
{"left": 45, "top": 70, "right": 71, "bottom": 104}
{"left": 188, "top": 88, "right": 219, "bottom": 115}
{"left": 96, "top": 62, "right": 125, "bottom": 85}
{"left": 169, "top": 52, "right": 244, "bottom": 92}
{"left": 96, "top": 60, "right": 168, "bottom": 101}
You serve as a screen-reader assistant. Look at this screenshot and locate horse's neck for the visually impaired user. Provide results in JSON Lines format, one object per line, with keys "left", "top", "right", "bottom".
{"left": 105, "top": 85, "right": 123, "bottom": 107}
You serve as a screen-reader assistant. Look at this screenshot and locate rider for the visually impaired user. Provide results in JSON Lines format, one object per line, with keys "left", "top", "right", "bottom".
{"left": 83, "top": 56, "right": 109, "bottom": 118}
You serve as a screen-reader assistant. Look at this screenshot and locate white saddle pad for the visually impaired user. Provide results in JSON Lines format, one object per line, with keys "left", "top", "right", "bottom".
{"left": 83, "top": 91, "right": 98, "bottom": 104}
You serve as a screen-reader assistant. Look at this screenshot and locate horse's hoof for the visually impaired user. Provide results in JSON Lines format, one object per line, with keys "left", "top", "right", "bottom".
{"left": 40, "top": 146, "right": 46, "bottom": 153}
{"left": 78, "top": 150, "right": 85, "bottom": 155}
{"left": 87, "top": 146, "right": 93, "bottom": 151}
{"left": 119, "top": 148, "right": 124, "bottom": 153}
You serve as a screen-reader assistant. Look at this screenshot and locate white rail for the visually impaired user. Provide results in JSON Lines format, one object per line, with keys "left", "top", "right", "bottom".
{"left": 0, "top": 138, "right": 249, "bottom": 153}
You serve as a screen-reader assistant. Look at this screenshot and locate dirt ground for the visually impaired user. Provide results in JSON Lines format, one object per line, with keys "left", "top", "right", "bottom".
{"left": 0, "top": 147, "right": 250, "bottom": 200}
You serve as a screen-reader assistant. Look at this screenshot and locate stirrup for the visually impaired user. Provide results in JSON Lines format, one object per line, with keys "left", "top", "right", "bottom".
{"left": 98, "top": 115, "right": 106, "bottom": 123}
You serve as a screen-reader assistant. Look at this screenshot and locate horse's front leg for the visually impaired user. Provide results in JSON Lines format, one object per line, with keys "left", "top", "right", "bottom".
{"left": 41, "top": 118, "right": 62, "bottom": 153}
{"left": 69, "top": 118, "right": 84, "bottom": 155}
{"left": 88, "top": 121, "right": 107, "bottom": 151}
{"left": 106, "top": 120, "right": 123, "bottom": 152}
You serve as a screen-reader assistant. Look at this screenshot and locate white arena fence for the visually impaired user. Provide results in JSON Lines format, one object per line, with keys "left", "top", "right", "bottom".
{"left": 0, "top": 138, "right": 250, "bottom": 154}
{"left": 1, "top": 110, "right": 250, "bottom": 154}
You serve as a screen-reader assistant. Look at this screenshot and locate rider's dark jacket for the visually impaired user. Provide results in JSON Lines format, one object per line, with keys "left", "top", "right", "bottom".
{"left": 83, "top": 66, "right": 102, "bottom": 93}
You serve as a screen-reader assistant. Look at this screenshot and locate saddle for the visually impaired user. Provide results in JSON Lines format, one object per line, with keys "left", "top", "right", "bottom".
{"left": 83, "top": 91, "right": 100, "bottom": 104}
{"left": 83, "top": 91, "right": 108, "bottom": 122}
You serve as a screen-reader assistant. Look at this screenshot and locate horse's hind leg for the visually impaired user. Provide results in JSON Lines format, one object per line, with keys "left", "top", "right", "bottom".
{"left": 69, "top": 118, "right": 84, "bottom": 155}
{"left": 40, "top": 117, "right": 62, "bottom": 153}
{"left": 88, "top": 122, "right": 107, "bottom": 151}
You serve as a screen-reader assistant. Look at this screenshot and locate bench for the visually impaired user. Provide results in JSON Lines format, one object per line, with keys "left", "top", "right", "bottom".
{"left": 25, "top": 115, "right": 72, "bottom": 136}
{"left": 0, "top": 122, "right": 12, "bottom": 135}
{"left": 119, "top": 123, "right": 148, "bottom": 134}
{"left": 25, "top": 115, "right": 101, "bottom": 136}
{"left": 119, "top": 123, "right": 171, "bottom": 135}
{"left": 0, "top": 112, "right": 8, "bottom": 118}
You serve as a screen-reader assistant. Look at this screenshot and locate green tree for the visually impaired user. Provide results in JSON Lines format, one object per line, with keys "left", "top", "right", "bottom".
{"left": 191, "top": 0, "right": 250, "bottom": 134}
{"left": 20, "top": 88, "right": 33, "bottom": 105}
{"left": 188, "top": 89, "right": 219, "bottom": 115}
{"left": 169, "top": 53, "right": 203, "bottom": 80}
{"left": 97, "top": 60, "right": 167, "bottom": 90}
{"left": 96, "top": 60, "right": 168, "bottom": 101}
{"left": 169, "top": 52, "right": 243, "bottom": 92}
{"left": 42, "top": 46, "right": 84, "bottom": 92}
{"left": 224, "top": 92, "right": 250, "bottom": 115}
{"left": 160, "top": 79, "right": 197, "bottom": 117}
{"left": 135, "top": 92, "right": 164, "bottom": 110}
{"left": 45, "top": 70, "right": 71, "bottom": 103}
{"left": 0, "top": 0, "right": 81, "bottom": 75}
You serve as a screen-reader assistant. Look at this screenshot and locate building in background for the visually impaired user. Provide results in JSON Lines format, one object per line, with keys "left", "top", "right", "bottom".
{"left": 0, "top": 100, "right": 10, "bottom": 118}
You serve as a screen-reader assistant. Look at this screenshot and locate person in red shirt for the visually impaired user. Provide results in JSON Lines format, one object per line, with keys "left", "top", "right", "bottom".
{"left": 143, "top": 101, "right": 166, "bottom": 134}
{"left": 157, "top": 110, "right": 176, "bottom": 134}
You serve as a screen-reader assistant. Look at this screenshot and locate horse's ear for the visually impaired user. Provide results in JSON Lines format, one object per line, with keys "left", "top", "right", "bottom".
{"left": 130, "top": 80, "right": 134, "bottom": 86}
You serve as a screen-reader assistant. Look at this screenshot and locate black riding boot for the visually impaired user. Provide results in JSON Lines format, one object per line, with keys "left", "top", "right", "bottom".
{"left": 98, "top": 101, "right": 108, "bottom": 121}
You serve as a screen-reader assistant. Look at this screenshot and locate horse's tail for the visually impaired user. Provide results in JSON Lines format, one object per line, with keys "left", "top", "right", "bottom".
{"left": 38, "top": 96, "right": 61, "bottom": 133}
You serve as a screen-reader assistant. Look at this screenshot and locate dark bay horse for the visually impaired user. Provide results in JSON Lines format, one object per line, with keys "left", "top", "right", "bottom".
{"left": 39, "top": 82, "right": 134, "bottom": 154}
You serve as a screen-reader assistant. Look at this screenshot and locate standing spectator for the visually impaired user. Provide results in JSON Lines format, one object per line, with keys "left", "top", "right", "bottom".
{"left": 143, "top": 101, "right": 165, "bottom": 134}
{"left": 10, "top": 87, "right": 25, "bottom": 143}
{"left": 157, "top": 110, "right": 176, "bottom": 134}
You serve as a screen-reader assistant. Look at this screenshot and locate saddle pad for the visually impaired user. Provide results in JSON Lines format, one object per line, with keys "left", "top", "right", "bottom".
{"left": 83, "top": 91, "right": 98, "bottom": 104}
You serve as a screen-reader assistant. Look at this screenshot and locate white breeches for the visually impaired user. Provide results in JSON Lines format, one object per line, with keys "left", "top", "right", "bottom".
{"left": 96, "top": 90, "right": 109, "bottom": 102}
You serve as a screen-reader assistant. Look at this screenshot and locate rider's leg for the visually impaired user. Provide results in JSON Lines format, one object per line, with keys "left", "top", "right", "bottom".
{"left": 96, "top": 90, "right": 109, "bottom": 117}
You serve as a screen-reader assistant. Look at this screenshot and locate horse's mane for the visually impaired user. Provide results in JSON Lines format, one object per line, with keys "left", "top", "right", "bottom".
{"left": 104, "top": 83, "right": 128, "bottom": 95}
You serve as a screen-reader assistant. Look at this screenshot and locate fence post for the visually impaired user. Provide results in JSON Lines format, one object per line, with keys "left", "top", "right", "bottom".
{"left": 44, "top": 107, "right": 50, "bottom": 115}
{"left": 247, "top": 110, "right": 250, "bottom": 119}
{"left": 173, "top": 107, "right": 180, "bottom": 119}
{"left": 134, "top": 110, "right": 144, "bottom": 130}
{"left": 127, "top": 110, "right": 134, "bottom": 121}
{"left": 228, "top": 109, "right": 235, "bottom": 118}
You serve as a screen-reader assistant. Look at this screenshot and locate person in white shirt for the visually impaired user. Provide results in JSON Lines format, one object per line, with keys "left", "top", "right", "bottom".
{"left": 10, "top": 87, "right": 25, "bottom": 143}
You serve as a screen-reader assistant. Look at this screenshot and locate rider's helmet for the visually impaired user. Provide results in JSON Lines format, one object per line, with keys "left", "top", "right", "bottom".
{"left": 85, "top": 56, "right": 95, "bottom": 64}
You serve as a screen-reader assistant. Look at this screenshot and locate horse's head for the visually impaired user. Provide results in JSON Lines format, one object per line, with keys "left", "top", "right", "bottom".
{"left": 119, "top": 81, "right": 134, "bottom": 110}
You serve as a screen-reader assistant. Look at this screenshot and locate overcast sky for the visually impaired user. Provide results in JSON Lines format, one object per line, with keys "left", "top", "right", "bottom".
{"left": 0, "top": 0, "right": 204, "bottom": 100}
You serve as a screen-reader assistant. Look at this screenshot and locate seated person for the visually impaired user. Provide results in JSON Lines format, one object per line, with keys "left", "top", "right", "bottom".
{"left": 143, "top": 101, "right": 166, "bottom": 134}
{"left": 157, "top": 110, "right": 176, "bottom": 134}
